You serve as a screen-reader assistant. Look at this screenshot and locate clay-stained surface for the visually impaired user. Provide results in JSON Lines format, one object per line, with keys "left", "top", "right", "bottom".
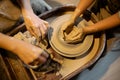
{"left": 1, "top": 6, "right": 106, "bottom": 80}
{"left": 13, "top": 11, "right": 104, "bottom": 80}
{"left": 48, "top": 14, "right": 94, "bottom": 57}
{"left": 47, "top": 12, "right": 104, "bottom": 79}
{"left": 14, "top": 31, "right": 63, "bottom": 80}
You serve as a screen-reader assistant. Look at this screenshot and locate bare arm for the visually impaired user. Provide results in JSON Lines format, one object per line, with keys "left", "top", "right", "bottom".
{"left": 0, "top": 33, "right": 48, "bottom": 67}
{"left": 72, "top": 0, "right": 120, "bottom": 34}
{"left": 0, "top": 0, "right": 49, "bottom": 69}
{"left": 84, "top": 12, "right": 120, "bottom": 34}
{"left": 18, "top": 0, "right": 49, "bottom": 40}
{"left": 61, "top": 0, "right": 94, "bottom": 32}
{"left": 72, "top": 0, "right": 94, "bottom": 21}
{"left": 61, "top": 0, "right": 120, "bottom": 43}
{"left": 18, "top": 0, "right": 33, "bottom": 13}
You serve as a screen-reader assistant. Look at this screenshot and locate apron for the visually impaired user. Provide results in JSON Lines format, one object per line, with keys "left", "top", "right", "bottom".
{"left": 0, "top": 0, "right": 21, "bottom": 33}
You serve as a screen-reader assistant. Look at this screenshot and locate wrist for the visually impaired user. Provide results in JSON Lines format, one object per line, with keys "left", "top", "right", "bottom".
{"left": 22, "top": 8, "right": 34, "bottom": 15}
{"left": 0, "top": 33, "right": 18, "bottom": 55}
{"left": 82, "top": 27, "right": 87, "bottom": 34}
{"left": 70, "top": 14, "right": 76, "bottom": 22}
{"left": 20, "top": 0, "right": 34, "bottom": 15}
{"left": 72, "top": 8, "right": 82, "bottom": 20}
{"left": 83, "top": 27, "right": 90, "bottom": 34}
{"left": 83, "top": 25, "right": 98, "bottom": 34}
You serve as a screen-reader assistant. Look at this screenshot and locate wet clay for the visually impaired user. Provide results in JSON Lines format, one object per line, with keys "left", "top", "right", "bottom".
{"left": 64, "top": 25, "right": 84, "bottom": 43}
{"left": 48, "top": 14, "right": 94, "bottom": 57}
{"left": 14, "top": 31, "right": 63, "bottom": 79}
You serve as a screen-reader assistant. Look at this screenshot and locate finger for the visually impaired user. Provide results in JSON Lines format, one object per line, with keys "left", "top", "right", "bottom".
{"left": 40, "top": 20, "right": 48, "bottom": 31}
{"left": 40, "top": 50, "right": 49, "bottom": 58}
{"left": 39, "top": 25, "right": 46, "bottom": 39}
{"left": 72, "top": 34, "right": 81, "bottom": 40}
{"left": 26, "top": 26, "right": 37, "bottom": 37}
{"left": 38, "top": 56, "right": 47, "bottom": 63}
{"left": 43, "top": 23, "right": 49, "bottom": 34}
{"left": 72, "top": 31, "right": 80, "bottom": 38}
{"left": 61, "top": 23, "right": 68, "bottom": 31}
{"left": 28, "top": 56, "right": 46, "bottom": 66}
{"left": 29, "top": 25, "right": 42, "bottom": 40}
{"left": 34, "top": 27, "right": 42, "bottom": 40}
{"left": 42, "top": 20, "right": 49, "bottom": 28}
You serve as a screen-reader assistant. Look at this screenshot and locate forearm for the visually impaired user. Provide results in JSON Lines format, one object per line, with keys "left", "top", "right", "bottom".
{"left": 0, "top": 33, "right": 48, "bottom": 64}
{"left": 0, "top": 33, "right": 31, "bottom": 56}
{"left": 84, "top": 12, "right": 120, "bottom": 34}
{"left": 17, "top": 0, "right": 34, "bottom": 15}
{"left": 72, "top": 0, "right": 94, "bottom": 21}
{"left": 0, "top": 33, "right": 17, "bottom": 54}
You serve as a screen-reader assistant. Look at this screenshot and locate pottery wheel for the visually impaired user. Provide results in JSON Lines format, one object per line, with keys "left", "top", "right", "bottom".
{"left": 48, "top": 14, "right": 94, "bottom": 57}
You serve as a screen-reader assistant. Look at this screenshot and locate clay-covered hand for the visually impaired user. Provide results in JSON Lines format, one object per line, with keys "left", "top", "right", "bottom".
{"left": 24, "top": 12, "right": 49, "bottom": 40}
{"left": 16, "top": 41, "right": 49, "bottom": 69}
{"left": 60, "top": 19, "right": 75, "bottom": 39}
{"left": 0, "top": 33, "right": 49, "bottom": 69}
{"left": 64, "top": 26, "right": 85, "bottom": 43}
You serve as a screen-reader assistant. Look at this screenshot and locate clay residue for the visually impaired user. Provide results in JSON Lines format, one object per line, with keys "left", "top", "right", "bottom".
{"left": 63, "top": 26, "right": 84, "bottom": 43}
{"left": 14, "top": 31, "right": 63, "bottom": 79}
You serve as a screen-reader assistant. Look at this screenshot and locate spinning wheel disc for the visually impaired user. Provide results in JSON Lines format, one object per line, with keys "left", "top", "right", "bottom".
{"left": 48, "top": 14, "right": 94, "bottom": 57}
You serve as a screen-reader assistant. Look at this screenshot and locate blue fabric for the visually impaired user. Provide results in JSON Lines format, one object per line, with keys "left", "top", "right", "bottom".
{"left": 73, "top": 39, "right": 120, "bottom": 80}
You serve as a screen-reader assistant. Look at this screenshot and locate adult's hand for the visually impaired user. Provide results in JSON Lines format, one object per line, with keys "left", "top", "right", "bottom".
{"left": 23, "top": 12, "right": 49, "bottom": 40}
{"left": 60, "top": 19, "right": 75, "bottom": 40}
{"left": 61, "top": 19, "right": 74, "bottom": 33}
{"left": 64, "top": 26, "right": 85, "bottom": 43}
{"left": 0, "top": 33, "right": 49, "bottom": 69}
{"left": 18, "top": 0, "right": 49, "bottom": 41}
{"left": 17, "top": 41, "right": 49, "bottom": 69}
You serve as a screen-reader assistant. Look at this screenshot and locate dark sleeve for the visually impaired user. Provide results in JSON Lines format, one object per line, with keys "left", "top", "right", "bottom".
{"left": 11, "top": 0, "right": 20, "bottom": 8}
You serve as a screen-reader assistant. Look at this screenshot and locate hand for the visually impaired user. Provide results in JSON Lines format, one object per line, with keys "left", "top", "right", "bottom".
{"left": 60, "top": 19, "right": 75, "bottom": 40}
{"left": 23, "top": 12, "right": 49, "bottom": 40}
{"left": 61, "top": 19, "right": 74, "bottom": 35}
{"left": 0, "top": 32, "right": 49, "bottom": 69}
{"left": 64, "top": 26, "right": 85, "bottom": 43}
{"left": 15, "top": 40, "right": 49, "bottom": 69}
